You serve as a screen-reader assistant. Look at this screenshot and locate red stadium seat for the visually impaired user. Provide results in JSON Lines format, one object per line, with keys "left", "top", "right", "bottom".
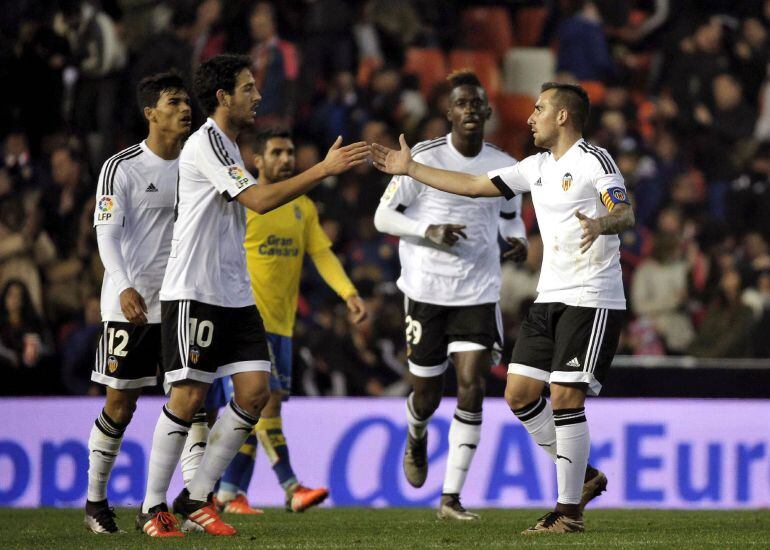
{"left": 403, "top": 48, "right": 449, "bottom": 99}
{"left": 448, "top": 49, "right": 502, "bottom": 101}
{"left": 495, "top": 92, "right": 536, "bottom": 130}
{"left": 459, "top": 7, "right": 514, "bottom": 61}
{"left": 356, "top": 56, "right": 382, "bottom": 88}
{"left": 580, "top": 81, "right": 607, "bottom": 105}
{"left": 515, "top": 7, "right": 548, "bottom": 47}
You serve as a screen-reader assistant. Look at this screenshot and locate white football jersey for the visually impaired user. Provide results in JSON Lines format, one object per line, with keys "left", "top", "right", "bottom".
{"left": 488, "top": 138, "right": 629, "bottom": 309}
{"left": 380, "top": 134, "right": 523, "bottom": 306}
{"left": 160, "top": 118, "right": 257, "bottom": 308}
{"left": 94, "top": 141, "right": 178, "bottom": 323}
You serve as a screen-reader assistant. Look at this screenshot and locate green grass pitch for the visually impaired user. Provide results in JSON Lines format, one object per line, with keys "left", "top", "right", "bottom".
{"left": 1, "top": 508, "right": 768, "bottom": 549}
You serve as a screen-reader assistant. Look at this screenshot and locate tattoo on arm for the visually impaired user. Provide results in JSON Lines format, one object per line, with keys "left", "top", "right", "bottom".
{"left": 598, "top": 203, "right": 635, "bottom": 235}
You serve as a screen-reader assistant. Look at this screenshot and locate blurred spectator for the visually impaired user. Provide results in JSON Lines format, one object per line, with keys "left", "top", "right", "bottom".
{"left": 246, "top": 1, "right": 299, "bottom": 125}
{"left": 694, "top": 73, "right": 757, "bottom": 219}
{"left": 726, "top": 144, "right": 770, "bottom": 239}
{"left": 736, "top": 232, "right": 770, "bottom": 288}
{"left": 658, "top": 18, "right": 730, "bottom": 131}
{"left": 0, "top": 279, "right": 54, "bottom": 395}
{"left": 631, "top": 233, "right": 695, "bottom": 353}
{"left": 556, "top": 1, "right": 615, "bottom": 81}
{"left": 688, "top": 269, "right": 754, "bottom": 357}
{"left": 53, "top": 0, "right": 127, "bottom": 167}
{"left": 296, "top": 0, "right": 355, "bottom": 104}
{"left": 59, "top": 294, "right": 102, "bottom": 395}
{"left": 744, "top": 270, "right": 770, "bottom": 357}
{"left": 731, "top": 17, "right": 768, "bottom": 104}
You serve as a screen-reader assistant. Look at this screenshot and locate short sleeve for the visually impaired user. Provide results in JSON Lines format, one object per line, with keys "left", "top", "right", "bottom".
{"left": 500, "top": 193, "right": 523, "bottom": 218}
{"left": 303, "top": 199, "right": 332, "bottom": 255}
{"left": 380, "top": 174, "right": 422, "bottom": 210}
{"left": 196, "top": 130, "right": 256, "bottom": 201}
{"left": 94, "top": 163, "right": 127, "bottom": 226}
{"left": 487, "top": 157, "right": 532, "bottom": 200}
{"left": 587, "top": 151, "right": 629, "bottom": 212}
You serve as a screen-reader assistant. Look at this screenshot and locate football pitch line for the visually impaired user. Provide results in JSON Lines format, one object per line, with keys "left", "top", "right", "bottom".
{"left": 0, "top": 508, "right": 768, "bottom": 549}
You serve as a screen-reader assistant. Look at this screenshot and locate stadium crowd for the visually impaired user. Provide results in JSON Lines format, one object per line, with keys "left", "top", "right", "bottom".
{"left": 2, "top": 0, "right": 770, "bottom": 396}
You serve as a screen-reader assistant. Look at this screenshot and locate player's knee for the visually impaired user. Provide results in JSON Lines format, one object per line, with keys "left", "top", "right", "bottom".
{"left": 104, "top": 390, "right": 139, "bottom": 425}
{"left": 549, "top": 384, "right": 586, "bottom": 410}
{"left": 412, "top": 390, "right": 441, "bottom": 419}
{"left": 505, "top": 385, "right": 536, "bottom": 411}
{"left": 169, "top": 382, "right": 208, "bottom": 420}
{"left": 233, "top": 383, "right": 270, "bottom": 417}
{"left": 456, "top": 378, "right": 485, "bottom": 411}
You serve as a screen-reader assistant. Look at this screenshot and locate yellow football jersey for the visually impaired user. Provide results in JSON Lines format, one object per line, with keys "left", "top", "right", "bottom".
{"left": 244, "top": 196, "right": 337, "bottom": 336}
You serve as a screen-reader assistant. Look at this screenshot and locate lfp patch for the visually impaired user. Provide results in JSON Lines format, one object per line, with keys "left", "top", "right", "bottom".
{"left": 98, "top": 197, "right": 114, "bottom": 212}
{"left": 226, "top": 165, "right": 250, "bottom": 189}
{"left": 382, "top": 179, "right": 400, "bottom": 201}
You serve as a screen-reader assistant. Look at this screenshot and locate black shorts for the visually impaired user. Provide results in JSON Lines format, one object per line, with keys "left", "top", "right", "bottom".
{"left": 405, "top": 298, "right": 502, "bottom": 378}
{"left": 161, "top": 300, "right": 271, "bottom": 386}
{"left": 509, "top": 303, "right": 623, "bottom": 396}
{"left": 91, "top": 322, "right": 161, "bottom": 390}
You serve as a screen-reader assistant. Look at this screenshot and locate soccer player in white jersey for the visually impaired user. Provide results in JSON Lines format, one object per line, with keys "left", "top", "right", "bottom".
{"left": 372, "top": 82, "right": 634, "bottom": 535}
{"left": 136, "top": 54, "right": 369, "bottom": 538}
{"left": 373, "top": 70, "right": 527, "bottom": 521}
{"left": 85, "top": 71, "right": 211, "bottom": 534}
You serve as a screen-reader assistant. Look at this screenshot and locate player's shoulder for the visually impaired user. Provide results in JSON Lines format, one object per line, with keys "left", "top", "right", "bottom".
{"left": 576, "top": 139, "right": 619, "bottom": 175}
{"left": 411, "top": 135, "right": 449, "bottom": 160}
{"left": 482, "top": 141, "right": 518, "bottom": 164}
{"left": 186, "top": 120, "right": 235, "bottom": 164}
{"left": 98, "top": 143, "right": 145, "bottom": 192}
{"left": 101, "top": 143, "right": 144, "bottom": 172}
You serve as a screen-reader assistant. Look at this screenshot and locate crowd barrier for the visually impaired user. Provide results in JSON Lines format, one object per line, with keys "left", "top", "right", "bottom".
{"left": 0, "top": 397, "right": 768, "bottom": 509}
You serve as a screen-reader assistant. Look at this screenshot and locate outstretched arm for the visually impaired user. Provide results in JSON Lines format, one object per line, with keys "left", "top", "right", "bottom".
{"left": 238, "top": 137, "right": 370, "bottom": 214}
{"left": 371, "top": 135, "right": 502, "bottom": 198}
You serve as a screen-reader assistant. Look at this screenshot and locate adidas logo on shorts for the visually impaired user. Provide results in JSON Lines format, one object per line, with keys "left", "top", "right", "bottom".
{"left": 566, "top": 357, "right": 581, "bottom": 368}
{"left": 146, "top": 182, "right": 159, "bottom": 192}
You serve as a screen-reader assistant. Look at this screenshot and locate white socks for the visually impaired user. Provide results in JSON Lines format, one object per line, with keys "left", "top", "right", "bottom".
{"left": 180, "top": 409, "right": 209, "bottom": 487}
{"left": 405, "top": 393, "right": 430, "bottom": 439}
{"left": 86, "top": 409, "right": 126, "bottom": 502}
{"left": 553, "top": 407, "right": 590, "bottom": 505}
{"left": 142, "top": 405, "right": 191, "bottom": 512}
{"left": 512, "top": 396, "right": 557, "bottom": 462}
{"left": 442, "top": 408, "right": 482, "bottom": 495}
{"left": 187, "top": 400, "right": 258, "bottom": 502}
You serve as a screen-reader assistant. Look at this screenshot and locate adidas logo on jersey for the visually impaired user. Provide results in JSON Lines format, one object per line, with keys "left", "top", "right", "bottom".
{"left": 146, "top": 182, "right": 158, "bottom": 192}
{"left": 566, "top": 357, "right": 581, "bottom": 368}
{"left": 534, "top": 177, "right": 542, "bottom": 186}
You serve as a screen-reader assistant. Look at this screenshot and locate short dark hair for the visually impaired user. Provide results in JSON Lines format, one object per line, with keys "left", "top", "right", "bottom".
{"left": 541, "top": 82, "right": 590, "bottom": 130}
{"left": 193, "top": 54, "right": 252, "bottom": 115}
{"left": 248, "top": 128, "right": 292, "bottom": 155}
{"left": 136, "top": 70, "right": 187, "bottom": 114}
{"left": 447, "top": 69, "right": 482, "bottom": 90}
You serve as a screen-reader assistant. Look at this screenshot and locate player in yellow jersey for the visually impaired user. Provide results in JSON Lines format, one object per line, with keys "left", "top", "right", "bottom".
{"left": 207, "top": 128, "right": 367, "bottom": 514}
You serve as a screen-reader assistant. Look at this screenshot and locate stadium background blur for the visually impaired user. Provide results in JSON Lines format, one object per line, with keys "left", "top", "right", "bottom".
{"left": 2, "top": 0, "right": 770, "bottom": 400}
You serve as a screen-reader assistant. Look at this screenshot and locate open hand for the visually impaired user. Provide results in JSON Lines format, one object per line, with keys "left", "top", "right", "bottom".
{"left": 120, "top": 287, "right": 148, "bottom": 325}
{"left": 321, "top": 136, "right": 371, "bottom": 176}
{"left": 575, "top": 211, "right": 601, "bottom": 254}
{"left": 425, "top": 224, "right": 467, "bottom": 246}
{"left": 503, "top": 237, "right": 528, "bottom": 262}
{"left": 371, "top": 134, "right": 412, "bottom": 175}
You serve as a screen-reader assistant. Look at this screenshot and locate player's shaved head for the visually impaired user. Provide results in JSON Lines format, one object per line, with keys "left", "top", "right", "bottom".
{"left": 540, "top": 82, "right": 590, "bottom": 130}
